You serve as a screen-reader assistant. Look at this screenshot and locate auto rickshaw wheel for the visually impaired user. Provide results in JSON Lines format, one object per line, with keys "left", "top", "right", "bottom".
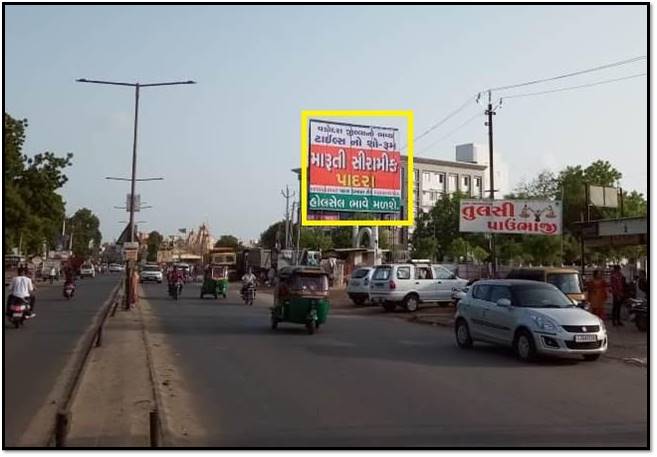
{"left": 271, "top": 316, "right": 279, "bottom": 330}
{"left": 306, "top": 320, "right": 316, "bottom": 335}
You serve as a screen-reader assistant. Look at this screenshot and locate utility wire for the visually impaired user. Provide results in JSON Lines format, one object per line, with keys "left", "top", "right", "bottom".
{"left": 401, "top": 96, "right": 476, "bottom": 150}
{"left": 500, "top": 72, "right": 647, "bottom": 100}
{"left": 488, "top": 55, "right": 646, "bottom": 92}
{"left": 418, "top": 110, "right": 485, "bottom": 155}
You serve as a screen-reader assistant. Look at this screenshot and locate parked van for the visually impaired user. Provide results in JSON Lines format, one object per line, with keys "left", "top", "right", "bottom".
{"left": 369, "top": 263, "right": 468, "bottom": 312}
{"left": 346, "top": 267, "right": 374, "bottom": 306}
{"left": 506, "top": 267, "right": 586, "bottom": 304}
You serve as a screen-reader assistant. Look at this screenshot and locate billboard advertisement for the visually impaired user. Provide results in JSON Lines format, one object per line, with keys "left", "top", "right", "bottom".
{"left": 459, "top": 199, "right": 562, "bottom": 236}
{"left": 308, "top": 119, "right": 401, "bottom": 214}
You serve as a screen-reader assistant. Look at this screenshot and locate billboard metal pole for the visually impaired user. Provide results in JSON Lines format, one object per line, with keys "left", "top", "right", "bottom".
{"left": 486, "top": 91, "right": 497, "bottom": 277}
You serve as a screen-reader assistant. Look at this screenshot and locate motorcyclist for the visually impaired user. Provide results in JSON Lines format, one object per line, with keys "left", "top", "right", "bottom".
{"left": 168, "top": 266, "right": 184, "bottom": 296}
{"left": 48, "top": 266, "right": 57, "bottom": 284}
{"left": 7, "top": 267, "right": 36, "bottom": 318}
{"left": 241, "top": 267, "right": 257, "bottom": 297}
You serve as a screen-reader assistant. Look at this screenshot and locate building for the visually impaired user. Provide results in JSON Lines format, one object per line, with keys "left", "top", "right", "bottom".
{"left": 402, "top": 155, "right": 487, "bottom": 219}
{"left": 455, "top": 143, "right": 509, "bottom": 198}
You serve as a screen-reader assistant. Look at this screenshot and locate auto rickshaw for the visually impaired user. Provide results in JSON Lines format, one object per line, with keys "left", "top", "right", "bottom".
{"left": 200, "top": 264, "right": 228, "bottom": 299}
{"left": 271, "top": 266, "right": 330, "bottom": 334}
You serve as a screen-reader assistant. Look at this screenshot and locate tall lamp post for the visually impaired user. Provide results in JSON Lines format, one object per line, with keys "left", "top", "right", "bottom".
{"left": 77, "top": 78, "right": 196, "bottom": 309}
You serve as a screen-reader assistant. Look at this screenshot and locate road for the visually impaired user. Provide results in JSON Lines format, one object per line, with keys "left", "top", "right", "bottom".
{"left": 142, "top": 281, "right": 647, "bottom": 447}
{"left": 3, "top": 273, "right": 120, "bottom": 447}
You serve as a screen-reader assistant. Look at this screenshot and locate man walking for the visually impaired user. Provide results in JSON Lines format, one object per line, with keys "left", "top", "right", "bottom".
{"left": 610, "top": 265, "right": 626, "bottom": 326}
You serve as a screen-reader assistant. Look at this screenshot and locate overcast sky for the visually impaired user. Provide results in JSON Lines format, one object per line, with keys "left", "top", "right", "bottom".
{"left": 4, "top": 5, "right": 647, "bottom": 242}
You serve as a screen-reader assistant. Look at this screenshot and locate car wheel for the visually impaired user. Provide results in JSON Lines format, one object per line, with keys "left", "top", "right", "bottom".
{"left": 455, "top": 319, "right": 473, "bottom": 349}
{"left": 352, "top": 297, "right": 366, "bottom": 306}
{"left": 403, "top": 294, "right": 419, "bottom": 312}
{"left": 583, "top": 354, "right": 601, "bottom": 361}
{"left": 514, "top": 329, "right": 537, "bottom": 362}
{"left": 382, "top": 302, "right": 396, "bottom": 312}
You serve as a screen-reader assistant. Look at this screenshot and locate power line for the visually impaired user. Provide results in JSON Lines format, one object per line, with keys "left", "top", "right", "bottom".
{"left": 500, "top": 72, "right": 646, "bottom": 100}
{"left": 417, "top": 110, "right": 485, "bottom": 155}
{"left": 401, "top": 96, "right": 476, "bottom": 150}
{"left": 488, "top": 55, "right": 646, "bottom": 92}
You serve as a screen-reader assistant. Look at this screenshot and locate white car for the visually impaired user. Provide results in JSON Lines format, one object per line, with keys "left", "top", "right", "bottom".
{"left": 369, "top": 262, "right": 468, "bottom": 312}
{"left": 139, "top": 265, "right": 163, "bottom": 283}
{"left": 454, "top": 279, "right": 607, "bottom": 362}
{"left": 79, "top": 264, "right": 95, "bottom": 278}
{"left": 108, "top": 263, "right": 125, "bottom": 273}
{"left": 346, "top": 267, "right": 374, "bottom": 306}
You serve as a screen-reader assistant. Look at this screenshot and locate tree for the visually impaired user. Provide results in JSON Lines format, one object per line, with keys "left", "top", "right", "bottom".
{"left": 299, "top": 227, "right": 333, "bottom": 251}
{"left": 259, "top": 220, "right": 285, "bottom": 249}
{"left": 146, "top": 231, "right": 164, "bottom": 262}
{"left": 4, "top": 113, "right": 73, "bottom": 256}
{"left": 215, "top": 235, "right": 240, "bottom": 249}
{"left": 331, "top": 227, "right": 353, "bottom": 249}
{"left": 68, "top": 208, "right": 102, "bottom": 258}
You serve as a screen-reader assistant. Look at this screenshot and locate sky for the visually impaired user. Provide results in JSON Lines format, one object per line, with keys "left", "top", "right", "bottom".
{"left": 4, "top": 5, "right": 648, "bottom": 243}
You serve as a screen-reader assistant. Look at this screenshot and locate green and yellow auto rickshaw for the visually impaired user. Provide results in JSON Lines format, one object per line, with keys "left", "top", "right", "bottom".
{"left": 200, "top": 264, "right": 228, "bottom": 299}
{"left": 271, "top": 266, "right": 330, "bottom": 334}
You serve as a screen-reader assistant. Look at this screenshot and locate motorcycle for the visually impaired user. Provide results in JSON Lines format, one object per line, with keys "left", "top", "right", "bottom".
{"left": 63, "top": 281, "right": 76, "bottom": 300}
{"left": 8, "top": 297, "right": 31, "bottom": 328}
{"left": 241, "top": 283, "right": 256, "bottom": 306}
{"left": 629, "top": 299, "right": 647, "bottom": 332}
{"left": 169, "top": 279, "right": 183, "bottom": 300}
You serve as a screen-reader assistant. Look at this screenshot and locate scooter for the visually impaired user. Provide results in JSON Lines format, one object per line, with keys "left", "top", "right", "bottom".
{"left": 8, "top": 297, "right": 31, "bottom": 328}
{"left": 63, "top": 281, "right": 76, "bottom": 300}
{"left": 241, "top": 283, "right": 256, "bottom": 306}
{"left": 629, "top": 299, "right": 647, "bottom": 332}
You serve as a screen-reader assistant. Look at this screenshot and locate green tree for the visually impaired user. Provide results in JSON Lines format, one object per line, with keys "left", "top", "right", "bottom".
{"left": 299, "top": 227, "right": 333, "bottom": 251}
{"left": 259, "top": 220, "right": 285, "bottom": 249}
{"left": 146, "top": 231, "right": 164, "bottom": 262}
{"left": 68, "top": 208, "right": 102, "bottom": 258}
{"left": 215, "top": 235, "right": 240, "bottom": 249}
{"left": 330, "top": 227, "right": 353, "bottom": 249}
{"left": 4, "top": 113, "right": 73, "bottom": 255}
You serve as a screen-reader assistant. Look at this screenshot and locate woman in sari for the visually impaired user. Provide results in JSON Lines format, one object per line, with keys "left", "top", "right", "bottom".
{"left": 587, "top": 269, "right": 609, "bottom": 319}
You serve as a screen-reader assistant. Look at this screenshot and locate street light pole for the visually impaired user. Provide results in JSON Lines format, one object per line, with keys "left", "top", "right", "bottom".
{"left": 77, "top": 77, "right": 196, "bottom": 310}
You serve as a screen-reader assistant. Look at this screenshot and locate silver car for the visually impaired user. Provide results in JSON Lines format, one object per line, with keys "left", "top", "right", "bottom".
{"left": 454, "top": 279, "right": 607, "bottom": 362}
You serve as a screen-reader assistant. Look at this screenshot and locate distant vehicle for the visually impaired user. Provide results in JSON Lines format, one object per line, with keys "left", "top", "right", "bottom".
{"left": 454, "top": 279, "right": 607, "bottom": 362}
{"left": 109, "top": 263, "right": 125, "bottom": 273}
{"left": 79, "top": 263, "right": 95, "bottom": 278}
{"left": 140, "top": 265, "right": 163, "bottom": 283}
{"left": 369, "top": 263, "right": 468, "bottom": 312}
{"left": 346, "top": 267, "right": 374, "bottom": 306}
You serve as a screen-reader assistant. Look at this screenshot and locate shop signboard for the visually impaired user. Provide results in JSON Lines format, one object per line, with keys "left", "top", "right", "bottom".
{"left": 460, "top": 199, "right": 562, "bottom": 236}
{"left": 308, "top": 120, "right": 401, "bottom": 213}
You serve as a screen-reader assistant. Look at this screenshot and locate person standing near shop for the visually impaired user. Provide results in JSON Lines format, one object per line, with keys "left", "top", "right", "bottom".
{"left": 610, "top": 265, "right": 626, "bottom": 326}
{"left": 587, "top": 270, "right": 609, "bottom": 320}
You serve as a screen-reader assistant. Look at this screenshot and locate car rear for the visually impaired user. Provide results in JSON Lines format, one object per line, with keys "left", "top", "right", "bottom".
{"left": 80, "top": 264, "right": 95, "bottom": 278}
{"left": 369, "top": 265, "right": 405, "bottom": 305}
{"left": 346, "top": 267, "right": 373, "bottom": 305}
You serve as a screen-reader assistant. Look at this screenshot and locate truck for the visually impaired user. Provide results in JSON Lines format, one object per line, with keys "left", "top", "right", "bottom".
{"left": 238, "top": 248, "right": 322, "bottom": 279}
{"left": 205, "top": 247, "right": 238, "bottom": 281}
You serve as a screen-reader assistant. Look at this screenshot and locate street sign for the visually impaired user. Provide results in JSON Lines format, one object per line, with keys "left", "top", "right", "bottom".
{"left": 459, "top": 199, "right": 562, "bottom": 236}
{"left": 126, "top": 193, "right": 141, "bottom": 212}
{"left": 123, "top": 249, "right": 138, "bottom": 261}
{"left": 123, "top": 242, "right": 139, "bottom": 249}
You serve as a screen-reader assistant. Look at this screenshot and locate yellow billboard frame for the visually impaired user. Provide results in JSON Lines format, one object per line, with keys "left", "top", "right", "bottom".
{"left": 300, "top": 110, "right": 414, "bottom": 227}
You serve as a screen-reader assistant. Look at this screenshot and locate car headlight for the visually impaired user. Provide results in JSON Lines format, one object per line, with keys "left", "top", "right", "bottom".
{"left": 530, "top": 315, "right": 558, "bottom": 332}
{"left": 599, "top": 318, "right": 606, "bottom": 332}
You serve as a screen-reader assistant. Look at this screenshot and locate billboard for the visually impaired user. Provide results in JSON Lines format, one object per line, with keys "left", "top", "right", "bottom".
{"left": 308, "top": 119, "right": 401, "bottom": 214}
{"left": 460, "top": 199, "right": 562, "bottom": 236}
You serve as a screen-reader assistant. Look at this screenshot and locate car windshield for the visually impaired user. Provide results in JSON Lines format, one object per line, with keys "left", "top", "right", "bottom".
{"left": 351, "top": 269, "right": 370, "bottom": 279}
{"left": 511, "top": 284, "right": 575, "bottom": 308}
{"left": 143, "top": 266, "right": 159, "bottom": 272}
{"left": 372, "top": 266, "right": 391, "bottom": 280}
{"left": 547, "top": 273, "right": 582, "bottom": 294}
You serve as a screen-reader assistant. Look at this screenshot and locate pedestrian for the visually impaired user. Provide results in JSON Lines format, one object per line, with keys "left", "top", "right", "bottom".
{"left": 49, "top": 266, "right": 56, "bottom": 284}
{"left": 129, "top": 266, "right": 140, "bottom": 307}
{"left": 587, "top": 269, "right": 609, "bottom": 320}
{"left": 610, "top": 265, "right": 626, "bottom": 326}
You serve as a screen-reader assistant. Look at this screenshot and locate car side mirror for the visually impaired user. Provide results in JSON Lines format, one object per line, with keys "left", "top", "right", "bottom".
{"left": 497, "top": 298, "right": 511, "bottom": 307}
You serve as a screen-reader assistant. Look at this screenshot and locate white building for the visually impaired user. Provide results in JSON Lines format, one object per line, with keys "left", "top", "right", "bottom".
{"left": 455, "top": 143, "right": 509, "bottom": 198}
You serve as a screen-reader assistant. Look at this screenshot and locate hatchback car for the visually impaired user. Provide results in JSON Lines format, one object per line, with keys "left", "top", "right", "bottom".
{"left": 108, "top": 263, "right": 125, "bottom": 273}
{"left": 454, "top": 279, "right": 607, "bottom": 362}
{"left": 369, "top": 263, "right": 468, "bottom": 312}
{"left": 346, "top": 267, "right": 374, "bottom": 306}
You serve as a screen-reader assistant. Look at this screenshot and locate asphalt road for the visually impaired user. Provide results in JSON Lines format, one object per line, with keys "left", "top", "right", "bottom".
{"left": 142, "top": 281, "right": 647, "bottom": 448}
{"left": 3, "top": 273, "right": 120, "bottom": 447}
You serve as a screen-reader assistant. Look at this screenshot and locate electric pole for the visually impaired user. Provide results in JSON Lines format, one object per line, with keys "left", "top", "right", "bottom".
{"left": 485, "top": 90, "right": 497, "bottom": 278}
{"left": 281, "top": 186, "right": 294, "bottom": 249}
